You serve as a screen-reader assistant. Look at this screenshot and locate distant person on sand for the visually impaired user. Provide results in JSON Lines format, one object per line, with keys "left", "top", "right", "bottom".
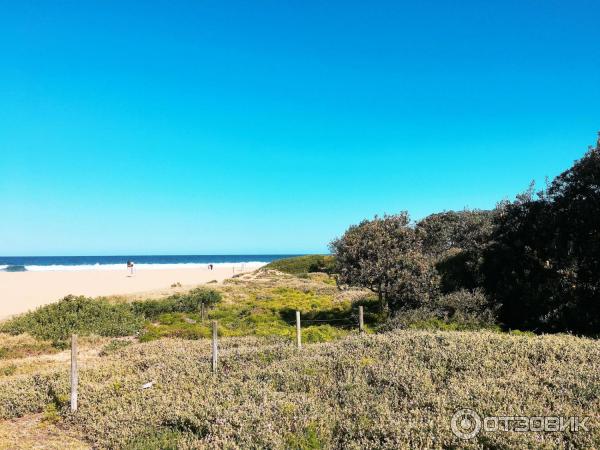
{"left": 208, "top": 264, "right": 214, "bottom": 270}
{"left": 127, "top": 260, "right": 135, "bottom": 276}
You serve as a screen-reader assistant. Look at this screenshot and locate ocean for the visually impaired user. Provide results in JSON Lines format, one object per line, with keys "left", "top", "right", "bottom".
{"left": 0, "top": 255, "right": 297, "bottom": 272}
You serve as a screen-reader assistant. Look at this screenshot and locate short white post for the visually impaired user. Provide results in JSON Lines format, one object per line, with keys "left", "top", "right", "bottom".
{"left": 359, "top": 305, "right": 364, "bottom": 334}
{"left": 70, "top": 334, "right": 78, "bottom": 412}
{"left": 296, "top": 310, "right": 302, "bottom": 349}
{"left": 211, "top": 321, "right": 218, "bottom": 373}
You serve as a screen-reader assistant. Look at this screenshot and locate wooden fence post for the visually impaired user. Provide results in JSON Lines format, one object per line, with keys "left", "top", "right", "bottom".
{"left": 70, "top": 334, "right": 78, "bottom": 412}
{"left": 359, "top": 305, "right": 364, "bottom": 334}
{"left": 211, "top": 321, "right": 218, "bottom": 373}
{"left": 200, "top": 302, "right": 205, "bottom": 322}
{"left": 296, "top": 310, "right": 302, "bottom": 349}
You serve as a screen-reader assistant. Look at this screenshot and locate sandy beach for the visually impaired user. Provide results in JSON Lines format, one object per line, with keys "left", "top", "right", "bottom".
{"left": 0, "top": 265, "right": 263, "bottom": 320}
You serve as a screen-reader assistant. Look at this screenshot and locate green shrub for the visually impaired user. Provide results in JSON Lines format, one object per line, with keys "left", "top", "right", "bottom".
{"left": 436, "top": 288, "right": 498, "bottom": 325}
{"left": 0, "top": 296, "right": 144, "bottom": 341}
{"left": 41, "top": 403, "right": 61, "bottom": 424}
{"left": 265, "top": 255, "right": 335, "bottom": 275}
{"left": 380, "top": 297, "right": 500, "bottom": 333}
{"left": 132, "top": 289, "right": 221, "bottom": 320}
{"left": 139, "top": 319, "right": 212, "bottom": 342}
{"left": 406, "top": 318, "right": 501, "bottom": 332}
{"left": 188, "top": 288, "right": 221, "bottom": 307}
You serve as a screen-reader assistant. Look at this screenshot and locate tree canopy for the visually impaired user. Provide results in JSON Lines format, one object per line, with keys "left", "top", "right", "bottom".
{"left": 330, "top": 213, "right": 438, "bottom": 312}
{"left": 483, "top": 135, "right": 600, "bottom": 333}
{"left": 331, "top": 133, "right": 600, "bottom": 335}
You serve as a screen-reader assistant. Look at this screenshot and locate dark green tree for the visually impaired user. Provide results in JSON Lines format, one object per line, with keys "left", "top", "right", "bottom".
{"left": 416, "top": 210, "right": 494, "bottom": 257}
{"left": 484, "top": 133, "right": 600, "bottom": 334}
{"left": 330, "top": 213, "right": 438, "bottom": 313}
{"left": 416, "top": 210, "right": 494, "bottom": 292}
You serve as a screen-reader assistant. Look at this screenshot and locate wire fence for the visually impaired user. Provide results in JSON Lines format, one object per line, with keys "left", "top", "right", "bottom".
{"left": 67, "top": 306, "right": 366, "bottom": 411}
{"left": 301, "top": 318, "right": 356, "bottom": 325}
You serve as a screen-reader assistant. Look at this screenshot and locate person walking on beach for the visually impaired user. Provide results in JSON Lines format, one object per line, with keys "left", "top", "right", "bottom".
{"left": 127, "top": 260, "right": 135, "bottom": 276}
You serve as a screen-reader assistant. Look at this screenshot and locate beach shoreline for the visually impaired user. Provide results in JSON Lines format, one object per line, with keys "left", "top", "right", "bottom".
{"left": 0, "top": 264, "right": 265, "bottom": 320}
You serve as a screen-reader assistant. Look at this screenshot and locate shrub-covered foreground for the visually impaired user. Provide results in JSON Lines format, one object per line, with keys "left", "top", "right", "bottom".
{"left": 1, "top": 330, "right": 598, "bottom": 449}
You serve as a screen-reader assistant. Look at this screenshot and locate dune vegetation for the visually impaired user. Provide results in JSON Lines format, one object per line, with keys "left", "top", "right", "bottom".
{"left": 1, "top": 326, "right": 599, "bottom": 449}
{"left": 263, "top": 255, "right": 335, "bottom": 276}
{"left": 1, "top": 265, "right": 599, "bottom": 449}
{"left": 0, "top": 270, "right": 378, "bottom": 347}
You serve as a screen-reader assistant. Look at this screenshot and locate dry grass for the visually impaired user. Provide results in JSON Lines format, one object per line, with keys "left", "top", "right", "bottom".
{"left": 0, "top": 333, "right": 112, "bottom": 379}
{"left": 0, "top": 414, "right": 89, "bottom": 449}
{"left": 0, "top": 333, "right": 64, "bottom": 359}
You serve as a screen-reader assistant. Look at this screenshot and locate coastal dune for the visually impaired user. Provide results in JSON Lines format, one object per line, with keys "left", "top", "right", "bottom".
{"left": 0, "top": 265, "right": 263, "bottom": 320}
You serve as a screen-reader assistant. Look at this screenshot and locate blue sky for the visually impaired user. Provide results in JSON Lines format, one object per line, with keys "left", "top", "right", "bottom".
{"left": 1, "top": 0, "right": 599, "bottom": 255}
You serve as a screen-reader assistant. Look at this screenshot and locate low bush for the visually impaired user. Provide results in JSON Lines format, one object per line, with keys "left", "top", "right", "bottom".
{"left": 436, "top": 288, "right": 498, "bottom": 325}
{"left": 131, "top": 289, "right": 221, "bottom": 320}
{"left": 381, "top": 289, "right": 499, "bottom": 333}
{"left": 264, "top": 255, "right": 335, "bottom": 275}
{"left": 0, "top": 296, "right": 144, "bottom": 341}
{"left": 382, "top": 312, "right": 501, "bottom": 333}
{"left": 0, "top": 289, "right": 222, "bottom": 343}
{"left": 408, "top": 318, "right": 501, "bottom": 332}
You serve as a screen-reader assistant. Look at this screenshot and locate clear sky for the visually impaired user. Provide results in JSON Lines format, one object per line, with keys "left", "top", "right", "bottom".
{"left": 1, "top": 0, "right": 599, "bottom": 256}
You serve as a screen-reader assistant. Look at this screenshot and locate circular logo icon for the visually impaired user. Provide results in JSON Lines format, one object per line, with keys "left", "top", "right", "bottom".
{"left": 451, "top": 408, "right": 482, "bottom": 439}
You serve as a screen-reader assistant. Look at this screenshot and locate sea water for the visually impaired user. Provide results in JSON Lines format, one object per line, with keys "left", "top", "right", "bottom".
{"left": 0, "top": 255, "right": 296, "bottom": 272}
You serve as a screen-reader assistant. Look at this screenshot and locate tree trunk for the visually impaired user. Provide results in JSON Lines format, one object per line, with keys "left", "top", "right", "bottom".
{"left": 378, "top": 289, "right": 385, "bottom": 313}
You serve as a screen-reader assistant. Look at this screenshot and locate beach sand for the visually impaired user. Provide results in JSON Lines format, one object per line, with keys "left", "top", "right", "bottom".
{"left": 0, "top": 265, "right": 263, "bottom": 320}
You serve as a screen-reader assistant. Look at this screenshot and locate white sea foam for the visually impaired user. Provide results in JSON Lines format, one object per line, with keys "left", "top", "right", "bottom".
{"left": 22, "top": 262, "right": 268, "bottom": 272}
